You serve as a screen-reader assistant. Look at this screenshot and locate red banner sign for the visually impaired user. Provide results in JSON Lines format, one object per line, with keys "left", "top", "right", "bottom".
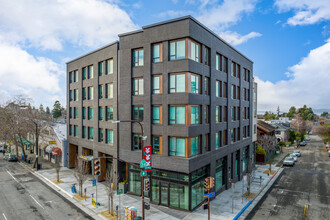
{"left": 143, "top": 145, "right": 152, "bottom": 172}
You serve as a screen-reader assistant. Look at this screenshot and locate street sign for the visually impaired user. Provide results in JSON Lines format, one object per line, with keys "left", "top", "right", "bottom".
{"left": 145, "top": 165, "right": 151, "bottom": 170}
{"left": 92, "top": 179, "right": 96, "bottom": 186}
{"left": 140, "top": 171, "right": 147, "bottom": 177}
{"left": 117, "top": 189, "right": 123, "bottom": 195}
{"left": 203, "top": 192, "right": 215, "bottom": 198}
{"left": 143, "top": 146, "right": 152, "bottom": 172}
{"left": 49, "top": 141, "right": 56, "bottom": 145}
{"left": 140, "top": 159, "right": 147, "bottom": 168}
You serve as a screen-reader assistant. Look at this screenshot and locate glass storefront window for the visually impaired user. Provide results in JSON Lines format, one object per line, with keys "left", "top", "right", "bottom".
{"left": 152, "top": 179, "right": 159, "bottom": 203}
{"left": 129, "top": 172, "right": 141, "bottom": 195}
{"left": 191, "top": 180, "right": 204, "bottom": 209}
{"left": 215, "top": 169, "right": 223, "bottom": 192}
{"left": 170, "top": 184, "right": 189, "bottom": 210}
{"left": 191, "top": 167, "right": 207, "bottom": 182}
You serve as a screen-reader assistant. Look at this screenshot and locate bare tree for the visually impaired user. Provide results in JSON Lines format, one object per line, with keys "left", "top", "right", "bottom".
{"left": 257, "top": 134, "right": 277, "bottom": 173}
{"left": 55, "top": 155, "right": 62, "bottom": 182}
{"left": 74, "top": 158, "right": 89, "bottom": 197}
{"left": 314, "top": 126, "right": 330, "bottom": 144}
{"left": 291, "top": 115, "right": 306, "bottom": 133}
{"left": 105, "top": 165, "right": 118, "bottom": 215}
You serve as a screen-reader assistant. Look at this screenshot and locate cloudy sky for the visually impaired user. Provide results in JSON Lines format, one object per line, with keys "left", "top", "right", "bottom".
{"left": 0, "top": 0, "right": 329, "bottom": 112}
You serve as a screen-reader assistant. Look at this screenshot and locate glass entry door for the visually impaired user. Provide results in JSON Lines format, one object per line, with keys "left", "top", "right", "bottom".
{"left": 160, "top": 182, "right": 169, "bottom": 206}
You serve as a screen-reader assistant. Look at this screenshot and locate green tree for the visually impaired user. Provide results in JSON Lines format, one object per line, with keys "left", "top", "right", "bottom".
{"left": 52, "top": 101, "right": 63, "bottom": 119}
{"left": 277, "top": 105, "right": 280, "bottom": 118}
{"left": 46, "top": 106, "right": 50, "bottom": 115}
{"left": 288, "top": 130, "right": 296, "bottom": 143}
{"left": 264, "top": 112, "right": 276, "bottom": 121}
{"left": 321, "top": 112, "right": 328, "bottom": 118}
{"left": 286, "top": 106, "right": 296, "bottom": 119}
{"left": 39, "top": 104, "right": 45, "bottom": 114}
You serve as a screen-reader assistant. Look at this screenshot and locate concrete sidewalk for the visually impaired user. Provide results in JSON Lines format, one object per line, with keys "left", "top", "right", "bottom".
{"left": 15, "top": 148, "right": 290, "bottom": 220}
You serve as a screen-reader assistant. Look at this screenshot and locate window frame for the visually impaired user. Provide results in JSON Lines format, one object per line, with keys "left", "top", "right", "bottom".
{"left": 152, "top": 43, "right": 163, "bottom": 63}
{"left": 132, "top": 106, "right": 144, "bottom": 121}
{"left": 132, "top": 48, "right": 144, "bottom": 67}
{"left": 132, "top": 78, "right": 144, "bottom": 96}
{"left": 169, "top": 105, "right": 186, "bottom": 125}
{"left": 152, "top": 75, "right": 162, "bottom": 94}
{"left": 152, "top": 105, "right": 162, "bottom": 124}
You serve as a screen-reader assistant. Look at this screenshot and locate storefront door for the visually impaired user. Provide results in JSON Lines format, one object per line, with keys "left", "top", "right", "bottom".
{"left": 160, "top": 182, "right": 169, "bottom": 206}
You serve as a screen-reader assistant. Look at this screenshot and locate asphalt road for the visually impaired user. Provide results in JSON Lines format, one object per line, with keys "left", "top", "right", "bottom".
{"left": 0, "top": 159, "right": 91, "bottom": 220}
{"left": 250, "top": 135, "right": 330, "bottom": 220}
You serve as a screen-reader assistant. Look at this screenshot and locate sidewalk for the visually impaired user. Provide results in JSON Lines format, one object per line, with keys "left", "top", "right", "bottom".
{"left": 17, "top": 150, "right": 289, "bottom": 220}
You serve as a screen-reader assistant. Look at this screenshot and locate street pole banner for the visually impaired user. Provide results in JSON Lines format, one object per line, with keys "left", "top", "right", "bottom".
{"left": 143, "top": 145, "right": 152, "bottom": 172}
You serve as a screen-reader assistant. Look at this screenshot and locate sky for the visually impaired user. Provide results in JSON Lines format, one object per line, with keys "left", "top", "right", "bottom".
{"left": 0, "top": 0, "right": 329, "bottom": 113}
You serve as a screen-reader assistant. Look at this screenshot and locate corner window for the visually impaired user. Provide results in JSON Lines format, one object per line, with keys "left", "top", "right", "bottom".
{"left": 170, "top": 40, "right": 186, "bottom": 60}
{"left": 87, "top": 65, "right": 93, "bottom": 79}
{"left": 190, "top": 136, "right": 200, "bottom": 156}
{"left": 132, "top": 106, "right": 144, "bottom": 121}
{"left": 82, "top": 88, "right": 86, "bottom": 100}
{"left": 69, "top": 125, "right": 72, "bottom": 136}
{"left": 223, "top": 82, "right": 228, "bottom": 98}
{"left": 152, "top": 43, "right": 163, "bottom": 63}
{"left": 69, "top": 72, "right": 73, "bottom": 83}
{"left": 191, "top": 105, "right": 200, "bottom": 125}
{"left": 169, "top": 106, "right": 185, "bottom": 125}
{"left": 69, "top": 107, "right": 72, "bottom": 119}
{"left": 133, "top": 78, "right": 144, "bottom": 95}
{"left": 190, "top": 74, "right": 200, "bottom": 94}
{"left": 152, "top": 75, "right": 162, "bottom": 94}
{"left": 152, "top": 136, "right": 161, "bottom": 154}
{"left": 133, "top": 48, "right": 144, "bottom": 67}
{"left": 169, "top": 137, "right": 185, "bottom": 157}
{"left": 152, "top": 106, "right": 162, "bottom": 124}
{"left": 106, "top": 59, "right": 114, "bottom": 74}
{"left": 82, "top": 107, "right": 86, "bottom": 119}
{"left": 188, "top": 39, "right": 200, "bottom": 62}
{"left": 98, "top": 62, "right": 103, "bottom": 76}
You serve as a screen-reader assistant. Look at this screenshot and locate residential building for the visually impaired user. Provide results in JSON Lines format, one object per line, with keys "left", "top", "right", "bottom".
{"left": 252, "top": 81, "right": 257, "bottom": 163}
{"left": 273, "top": 123, "right": 289, "bottom": 142}
{"left": 67, "top": 16, "right": 254, "bottom": 211}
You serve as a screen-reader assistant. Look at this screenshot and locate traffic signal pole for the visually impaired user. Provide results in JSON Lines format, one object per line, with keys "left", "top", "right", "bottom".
{"left": 208, "top": 186, "right": 210, "bottom": 220}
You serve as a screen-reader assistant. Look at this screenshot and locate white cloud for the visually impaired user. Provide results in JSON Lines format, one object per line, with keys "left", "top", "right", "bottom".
{"left": 275, "top": 0, "right": 330, "bottom": 26}
{"left": 0, "top": 38, "right": 64, "bottom": 107}
{"left": 158, "top": 10, "right": 192, "bottom": 18}
{"left": 0, "top": 0, "right": 138, "bottom": 50}
{"left": 197, "top": 0, "right": 259, "bottom": 31}
{"left": 220, "top": 31, "right": 262, "bottom": 46}
{"left": 256, "top": 38, "right": 330, "bottom": 112}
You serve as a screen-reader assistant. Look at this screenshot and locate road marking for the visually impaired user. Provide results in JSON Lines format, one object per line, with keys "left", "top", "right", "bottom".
{"left": 2, "top": 213, "right": 7, "bottom": 220}
{"left": 6, "top": 170, "right": 19, "bottom": 183}
{"left": 30, "top": 195, "right": 44, "bottom": 209}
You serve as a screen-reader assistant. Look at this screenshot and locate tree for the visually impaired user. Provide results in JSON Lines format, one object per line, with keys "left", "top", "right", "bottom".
{"left": 314, "top": 126, "right": 330, "bottom": 144}
{"left": 257, "top": 135, "right": 276, "bottom": 173}
{"left": 277, "top": 106, "right": 280, "bottom": 118}
{"left": 264, "top": 111, "right": 276, "bottom": 121}
{"left": 291, "top": 115, "right": 306, "bottom": 133}
{"left": 287, "top": 106, "right": 296, "bottom": 119}
{"left": 105, "top": 164, "right": 118, "bottom": 216}
{"left": 46, "top": 106, "right": 50, "bottom": 115}
{"left": 288, "top": 129, "right": 296, "bottom": 143}
{"left": 74, "top": 158, "right": 89, "bottom": 197}
{"left": 52, "top": 101, "right": 64, "bottom": 119}
{"left": 321, "top": 112, "right": 329, "bottom": 118}
{"left": 39, "top": 104, "right": 45, "bottom": 114}
{"left": 278, "top": 141, "right": 286, "bottom": 153}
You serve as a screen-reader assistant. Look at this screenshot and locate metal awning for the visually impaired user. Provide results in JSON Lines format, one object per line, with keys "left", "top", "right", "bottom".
{"left": 52, "top": 147, "right": 62, "bottom": 156}
{"left": 45, "top": 145, "right": 55, "bottom": 153}
{"left": 40, "top": 142, "right": 48, "bottom": 150}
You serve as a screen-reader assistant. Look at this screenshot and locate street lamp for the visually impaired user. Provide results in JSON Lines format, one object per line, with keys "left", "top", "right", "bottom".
{"left": 112, "top": 120, "right": 147, "bottom": 220}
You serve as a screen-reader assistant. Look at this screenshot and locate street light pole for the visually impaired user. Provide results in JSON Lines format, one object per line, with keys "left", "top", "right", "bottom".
{"left": 112, "top": 120, "right": 145, "bottom": 220}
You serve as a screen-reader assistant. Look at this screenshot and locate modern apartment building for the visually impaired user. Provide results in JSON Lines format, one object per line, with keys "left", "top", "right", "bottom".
{"left": 252, "top": 81, "right": 258, "bottom": 162}
{"left": 67, "top": 16, "right": 254, "bottom": 211}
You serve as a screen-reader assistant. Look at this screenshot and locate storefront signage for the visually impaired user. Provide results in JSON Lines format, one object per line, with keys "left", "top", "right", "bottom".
{"left": 143, "top": 145, "right": 152, "bottom": 172}
{"left": 49, "top": 141, "right": 56, "bottom": 145}
{"left": 203, "top": 192, "right": 215, "bottom": 198}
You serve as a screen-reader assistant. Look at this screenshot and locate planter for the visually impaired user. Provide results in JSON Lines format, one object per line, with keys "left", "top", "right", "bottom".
{"left": 119, "top": 183, "right": 128, "bottom": 194}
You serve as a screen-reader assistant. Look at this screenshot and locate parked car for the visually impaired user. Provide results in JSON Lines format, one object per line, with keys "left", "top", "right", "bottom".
{"left": 306, "top": 137, "right": 311, "bottom": 141}
{"left": 293, "top": 150, "right": 301, "bottom": 157}
{"left": 0, "top": 146, "right": 4, "bottom": 153}
{"left": 283, "top": 157, "right": 295, "bottom": 166}
{"left": 300, "top": 141, "right": 306, "bottom": 146}
{"left": 328, "top": 150, "right": 330, "bottom": 157}
{"left": 326, "top": 145, "right": 330, "bottom": 150}
{"left": 290, "top": 154, "right": 298, "bottom": 162}
{"left": 8, "top": 154, "right": 18, "bottom": 162}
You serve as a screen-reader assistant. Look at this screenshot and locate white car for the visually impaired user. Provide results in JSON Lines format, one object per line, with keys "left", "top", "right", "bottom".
{"left": 290, "top": 154, "right": 298, "bottom": 162}
{"left": 283, "top": 157, "right": 295, "bottom": 166}
{"left": 328, "top": 150, "right": 330, "bottom": 157}
{"left": 293, "top": 150, "right": 301, "bottom": 157}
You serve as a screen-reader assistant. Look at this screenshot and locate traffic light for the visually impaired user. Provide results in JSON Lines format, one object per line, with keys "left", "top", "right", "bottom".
{"left": 93, "top": 158, "right": 101, "bottom": 176}
{"left": 144, "top": 179, "right": 150, "bottom": 191}
{"left": 209, "top": 177, "right": 215, "bottom": 188}
{"left": 204, "top": 178, "right": 209, "bottom": 192}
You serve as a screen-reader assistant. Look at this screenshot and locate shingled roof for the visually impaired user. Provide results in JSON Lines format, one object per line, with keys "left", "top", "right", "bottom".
{"left": 257, "top": 120, "right": 275, "bottom": 133}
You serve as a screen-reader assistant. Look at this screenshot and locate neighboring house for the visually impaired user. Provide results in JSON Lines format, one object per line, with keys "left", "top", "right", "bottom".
{"left": 256, "top": 120, "right": 276, "bottom": 163}
{"left": 39, "top": 123, "right": 67, "bottom": 166}
{"left": 273, "top": 124, "right": 289, "bottom": 142}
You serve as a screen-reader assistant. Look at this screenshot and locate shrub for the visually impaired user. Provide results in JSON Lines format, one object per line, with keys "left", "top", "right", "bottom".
{"left": 256, "top": 145, "right": 266, "bottom": 155}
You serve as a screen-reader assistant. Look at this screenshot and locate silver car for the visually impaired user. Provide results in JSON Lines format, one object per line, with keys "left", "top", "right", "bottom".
{"left": 290, "top": 154, "right": 298, "bottom": 162}
{"left": 328, "top": 150, "right": 330, "bottom": 157}
{"left": 283, "top": 157, "right": 295, "bottom": 166}
{"left": 293, "top": 150, "right": 301, "bottom": 157}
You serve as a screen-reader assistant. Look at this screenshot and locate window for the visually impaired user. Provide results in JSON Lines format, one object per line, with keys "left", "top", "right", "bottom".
{"left": 215, "top": 131, "right": 222, "bottom": 149}
{"left": 98, "top": 62, "right": 103, "bottom": 76}
{"left": 73, "top": 70, "right": 78, "bottom": 82}
{"left": 237, "top": 64, "right": 240, "bottom": 78}
{"left": 231, "top": 61, "right": 236, "bottom": 77}
{"left": 231, "top": 106, "right": 236, "bottom": 121}
{"left": 216, "top": 80, "right": 222, "bottom": 97}
{"left": 133, "top": 48, "right": 144, "bottom": 67}
{"left": 82, "top": 107, "right": 86, "bottom": 119}
{"left": 223, "top": 82, "right": 228, "bottom": 98}
{"left": 152, "top": 136, "right": 161, "bottom": 154}
{"left": 169, "top": 106, "right": 185, "bottom": 125}
{"left": 69, "top": 107, "right": 72, "bottom": 119}
{"left": 87, "top": 65, "right": 93, "bottom": 79}
{"left": 223, "top": 129, "right": 228, "bottom": 145}
{"left": 223, "top": 56, "right": 228, "bottom": 73}
{"left": 99, "top": 107, "right": 103, "bottom": 120}
{"left": 74, "top": 89, "right": 78, "bottom": 101}
{"left": 69, "top": 125, "right": 72, "bottom": 136}
{"left": 88, "top": 107, "right": 93, "bottom": 120}
{"left": 170, "top": 40, "right": 185, "bottom": 60}
{"left": 231, "top": 84, "right": 236, "bottom": 99}
{"left": 132, "top": 106, "right": 144, "bottom": 121}
{"left": 169, "top": 73, "right": 185, "bottom": 93}
{"left": 106, "top": 129, "right": 113, "bottom": 144}
{"left": 98, "top": 128, "right": 103, "bottom": 142}
{"left": 82, "top": 67, "right": 87, "bottom": 80}
{"left": 216, "top": 106, "right": 222, "bottom": 123}
{"left": 132, "top": 78, "right": 144, "bottom": 95}
{"left": 69, "top": 72, "right": 72, "bottom": 83}
{"left": 105, "top": 83, "right": 113, "bottom": 98}
{"left": 152, "top": 106, "right": 162, "bottom": 124}
{"left": 237, "top": 86, "right": 240, "bottom": 100}
{"left": 223, "top": 106, "right": 228, "bottom": 122}
{"left": 215, "top": 158, "right": 225, "bottom": 191}
{"left": 190, "top": 73, "right": 200, "bottom": 94}
{"left": 190, "top": 136, "right": 200, "bottom": 156}
{"left": 99, "top": 85, "right": 103, "bottom": 99}
{"left": 88, "top": 127, "right": 94, "bottom": 140}
{"left": 152, "top": 43, "right": 162, "bottom": 63}
{"left": 191, "top": 105, "right": 200, "bottom": 124}
{"left": 204, "top": 77, "right": 209, "bottom": 95}
{"left": 216, "top": 53, "right": 221, "bottom": 71}
{"left": 82, "top": 126, "right": 86, "bottom": 139}
{"left": 204, "top": 105, "right": 209, "bottom": 124}
{"left": 105, "top": 59, "right": 113, "bottom": 74}
{"left": 82, "top": 88, "right": 86, "bottom": 100}
{"left": 106, "top": 106, "right": 113, "bottom": 121}
{"left": 88, "top": 87, "right": 93, "bottom": 100}
{"left": 169, "top": 137, "right": 185, "bottom": 157}
{"left": 132, "top": 134, "right": 142, "bottom": 150}
{"left": 204, "top": 47, "right": 210, "bottom": 66}
{"left": 237, "top": 107, "right": 240, "bottom": 120}
{"left": 152, "top": 75, "right": 162, "bottom": 94}
{"left": 188, "top": 39, "right": 200, "bottom": 62}
{"left": 237, "top": 127, "right": 240, "bottom": 141}
{"left": 244, "top": 68, "right": 250, "bottom": 82}
{"left": 74, "top": 125, "right": 78, "bottom": 137}
{"left": 74, "top": 107, "right": 78, "bottom": 119}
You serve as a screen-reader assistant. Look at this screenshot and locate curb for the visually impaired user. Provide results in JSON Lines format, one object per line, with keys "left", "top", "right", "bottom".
{"left": 238, "top": 167, "right": 284, "bottom": 219}
{"left": 18, "top": 162, "right": 103, "bottom": 220}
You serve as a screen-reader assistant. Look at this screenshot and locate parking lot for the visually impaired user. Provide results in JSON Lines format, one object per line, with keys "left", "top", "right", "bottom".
{"left": 249, "top": 135, "right": 330, "bottom": 220}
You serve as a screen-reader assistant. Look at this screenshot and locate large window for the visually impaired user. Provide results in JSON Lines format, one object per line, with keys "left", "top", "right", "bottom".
{"left": 105, "top": 59, "right": 113, "bottom": 75}
{"left": 88, "top": 107, "right": 93, "bottom": 120}
{"left": 82, "top": 88, "right": 86, "bottom": 100}
{"left": 129, "top": 172, "right": 141, "bottom": 195}
{"left": 82, "top": 107, "right": 86, "bottom": 119}
{"left": 169, "top": 184, "right": 189, "bottom": 210}
{"left": 98, "top": 128, "right": 103, "bottom": 142}
{"left": 106, "top": 129, "right": 113, "bottom": 144}
{"left": 132, "top": 134, "right": 142, "bottom": 150}
{"left": 169, "top": 137, "right": 185, "bottom": 157}
{"left": 82, "top": 126, "right": 86, "bottom": 139}
{"left": 133, "top": 48, "right": 144, "bottom": 67}
{"left": 133, "top": 78, "right": 144, "bottom": 95}
{"left": 99, "top": 85, "right": 103, "bottom": 99}
{"left": 169, "top": 72, "right": 201, "bottom": 94}
{"left": 191, "top": 105, "right": 200, "bottom": 124}
{"left": 99, "top": 107, "right": 103, "bottom": 120}
{"left": 191, "top": 180, "right": 204, "bottom": 209}
{"left": 169, "top": 106, "right": 185, "bottom": 125}
{"left": 169, "top": 40, "right": 186, "bottom": 60}
{"left": 105, "top": 83, "right": 113, "bottom": 99}
{"left": 87, "top": 65, "right": 93, "bottom": 79}
{"left": 132, "top": 106, "right": 144, "bottom": 121}
{"left": 88, "top": 127, "right": 94, "bottom": 140}
{"left": 204, "top": 77, "right": 209, "bottom": 95}
{"left": 190, "top": 136, "right": 200, "bottom": 156}
{"left": 106, "top": 106, "right": 113, "bottom": 121}
{"left": 152, "top": 43, "right": 162, "bottom": 63}
{"left": 152, "top": 75, "right": 162, "bottom": 94}
{"left": 215, "top": 158, "right": 225, "bottom": 192}
{"left": 88, "top": 87, "right": 93, "bottom": 100}
{"left": 190, "top": 74, "right": 200, "bottom": 94}
{"left": 152, "top": 136, "right": 161, "bottom": 154}
{"left": 152, "top": 106, "right": 162, "bottom": 124}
